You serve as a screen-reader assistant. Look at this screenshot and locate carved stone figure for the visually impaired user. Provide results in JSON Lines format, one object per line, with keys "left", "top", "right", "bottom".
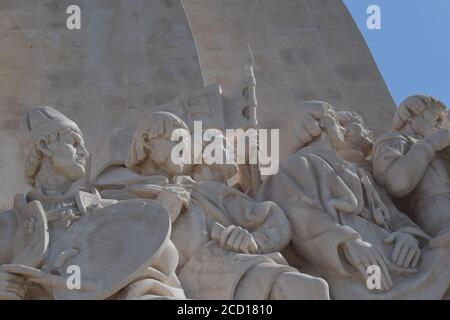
{"left": 0, "top": 107, "right": 184, "bottom": 300}
{"left": 176, "top": 181, "right": 329, "bottom": 300}
{"left": 372, "top": 95, "right": 450, "bottom": 240}
{"left": 96, "top": 111, "right": 329, "bottom": 300}
{"left": 258, "top": 101, "right": 450, "bottom": 299}
{"left": 178, "top": 138, "right": 328, "bottom": 300}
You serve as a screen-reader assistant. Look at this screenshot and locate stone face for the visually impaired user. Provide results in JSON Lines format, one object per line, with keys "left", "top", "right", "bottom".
{"left": 0, "top": 0, "right": 204, "bottom": 204}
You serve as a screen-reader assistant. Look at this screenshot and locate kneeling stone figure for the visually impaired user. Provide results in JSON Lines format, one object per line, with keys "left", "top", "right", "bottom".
{"left": 0, "top": 107, "right": 184, "bottom": 300}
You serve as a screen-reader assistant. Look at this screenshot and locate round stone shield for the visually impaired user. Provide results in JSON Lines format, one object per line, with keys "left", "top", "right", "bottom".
{"left": 47, "top": 199, "right": 171, "bottom": 300}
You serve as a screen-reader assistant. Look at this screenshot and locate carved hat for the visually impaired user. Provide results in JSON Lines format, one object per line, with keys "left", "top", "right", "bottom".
{"left": 19, "top": 106, "right": 81, "bottom": 157}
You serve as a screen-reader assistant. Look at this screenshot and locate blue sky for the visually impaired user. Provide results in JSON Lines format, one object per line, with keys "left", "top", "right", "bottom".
{"left": 343, "top": 0, "right": 450, "bottom": 107}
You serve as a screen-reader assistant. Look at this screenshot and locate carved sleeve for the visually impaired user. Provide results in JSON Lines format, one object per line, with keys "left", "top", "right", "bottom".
{"left": 250, "top": 202, "right": 292, "bottom": 254}
{"left": 372, "top": 135, "right": 409, "bottom": 187}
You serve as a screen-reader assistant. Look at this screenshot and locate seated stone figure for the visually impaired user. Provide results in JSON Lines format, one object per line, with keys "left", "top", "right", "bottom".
{"left": 0, "top": 107, "right": 184, "bottom": 300}
{"left": 372, "top": 95, "right": 450, "bottom": 241}
{"left": 96, "top": 111, "right": 329, "bottom": 299}
{"left": 257, "top": 101, "right": 450, "bottom": 299}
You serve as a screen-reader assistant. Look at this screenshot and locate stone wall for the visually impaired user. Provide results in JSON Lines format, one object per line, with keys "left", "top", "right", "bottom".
{"left": 0, "top": 0, "right": 397, "bottom": 204}
{"left": 0, "top": 0, "right": 204, "bottom": 205}
{"left": 183, "top": 0, "right": 397, "bottom": 159}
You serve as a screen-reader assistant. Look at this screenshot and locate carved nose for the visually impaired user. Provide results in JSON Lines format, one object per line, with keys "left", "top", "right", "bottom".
{"left": 78, "top": 146, "right": 89, "bottom": 158}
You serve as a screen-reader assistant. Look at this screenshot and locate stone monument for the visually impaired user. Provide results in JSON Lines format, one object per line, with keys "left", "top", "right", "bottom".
{"left": 2, "top": 0, "right": 449, "bottom": 301}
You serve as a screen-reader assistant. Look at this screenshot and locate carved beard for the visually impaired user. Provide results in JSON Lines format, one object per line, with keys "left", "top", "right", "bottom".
{"left": 347, "top": 134, "right": 373, "bottom": 157}
{"left": 327, "top": 128, "right": 346, "bottom": 152}
{"left": 53, "top": 160, "right": 86, "bottom": 182}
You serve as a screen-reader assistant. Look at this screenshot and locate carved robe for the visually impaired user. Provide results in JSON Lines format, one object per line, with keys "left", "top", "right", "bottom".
{"left": 175, "top": 181, "right": 301, "bottom": 299}
{"left": 373, "top": 131, "right": 450, "bottom": 237}
{"left": 258, "top": 146, "right": 450, "bottom": 299}
{"left": 95, "top": 162, "right": 327, "bottom": 299}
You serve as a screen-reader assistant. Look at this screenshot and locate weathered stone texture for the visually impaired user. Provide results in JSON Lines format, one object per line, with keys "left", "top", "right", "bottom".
{"left": 183, "top": 0, "right": 396, "bottom": 159}
{"left": 0, "top": 0, "right": 396, "bottom": 203}
{"left": 0, "top": 0, "right": 204, "bottom": 203}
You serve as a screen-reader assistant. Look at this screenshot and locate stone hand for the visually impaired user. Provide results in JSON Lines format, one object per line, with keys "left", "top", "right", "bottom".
{"left": 342, "top": 239, "right": 393, "bottom": 291}
{"left": 384, "top": 232, "right": 420, "bottom": 268}
{"left": 0, "top": 268, "right": 27, "bottom": 300}
{"left": 218, "top": 225, "right": 258, "bottom": 254}
{"left": 157, "top": 185, "right": 191, "bottom": 222}
{"left": 425, "top": 128, "right": 450, "bottom": 151}
{"left": 157, "top": 185, "right": 191, "bottom": 221}
{"left": 159, "top": 185, "right": 191, "bottom": 208}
